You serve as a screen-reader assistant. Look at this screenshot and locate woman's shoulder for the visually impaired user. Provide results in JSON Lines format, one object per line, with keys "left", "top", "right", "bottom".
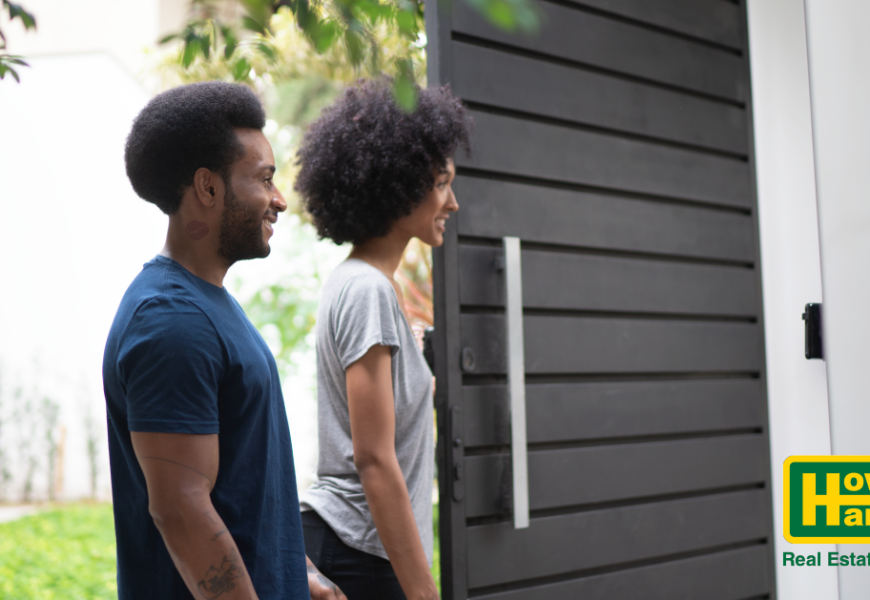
{"left": 324, "top": 260, "right": 397, "bottom": 308}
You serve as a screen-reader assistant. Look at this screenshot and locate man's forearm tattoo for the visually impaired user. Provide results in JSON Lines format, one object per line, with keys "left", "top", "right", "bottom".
{"left": 197, "top": 547, "right": 244, "bottom": 599}
{"left": 211, "top": 529, "right": 227, "bottom": 542}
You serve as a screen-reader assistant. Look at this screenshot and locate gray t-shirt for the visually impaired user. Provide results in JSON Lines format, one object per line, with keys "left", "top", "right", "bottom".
{"left": 300, "top": 259, "right": 434, "bottom": 563}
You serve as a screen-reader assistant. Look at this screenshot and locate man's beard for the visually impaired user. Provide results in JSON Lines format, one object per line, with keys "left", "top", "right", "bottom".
{"left": 218, "top": 183, "right": 271, "bottom": 265}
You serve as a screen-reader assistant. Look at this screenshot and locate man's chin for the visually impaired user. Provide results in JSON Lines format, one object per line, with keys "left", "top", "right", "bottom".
{"left": 222, "top": 244, "right": 271, "bottom": 265}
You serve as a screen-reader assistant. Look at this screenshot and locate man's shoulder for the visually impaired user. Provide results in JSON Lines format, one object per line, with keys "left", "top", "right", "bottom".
{"left": 111, "top": 261, "right": 218, "bottom": 343}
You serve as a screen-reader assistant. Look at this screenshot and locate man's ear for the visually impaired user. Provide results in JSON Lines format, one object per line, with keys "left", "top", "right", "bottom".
{"left": 192, "top": 168, "right": 224, "bottom": 208}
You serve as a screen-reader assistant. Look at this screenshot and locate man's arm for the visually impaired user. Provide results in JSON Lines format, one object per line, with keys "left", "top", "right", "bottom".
{"left": 346, "top": 345, "right": 439, "bottom": 600}
{"left": 131, "top": 431, "right": 259, "bottom": 600}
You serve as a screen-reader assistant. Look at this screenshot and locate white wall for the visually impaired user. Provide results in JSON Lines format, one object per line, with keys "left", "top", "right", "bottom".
{"left": 747, "top": 0, "right": 838, "bottom": 598}
{"left": 0, "top": 53, "right": 164, "bottom": 500}
{"left": 802, "top": 2, "right": 870, "bottom": 598}
{"left": 0, "top": 1, "right": 182, "bottom": 502}
{"left": 1, "top": 0, "right": 170, "bottom": 76}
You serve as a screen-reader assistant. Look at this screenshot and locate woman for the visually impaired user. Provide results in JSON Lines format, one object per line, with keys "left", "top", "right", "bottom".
{"left": 295, "top": 79, "right": 472, "bottom": 600}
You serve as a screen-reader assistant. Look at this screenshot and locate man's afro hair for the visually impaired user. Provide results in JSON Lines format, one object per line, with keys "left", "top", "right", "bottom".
{"left": 125, "top": 81, "right": 266, "bottom": 215}
{"left": 295, "top": 79, "right": 472, "bottom": 245}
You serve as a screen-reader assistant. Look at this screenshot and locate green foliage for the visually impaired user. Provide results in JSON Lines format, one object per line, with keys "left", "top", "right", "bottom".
{"left": 0, "top": 504, "right": 117, "bottom": 600}
{"left": 0, "top": 1, "right": 36, "bottom": 82}
{"left": 235, "top": 215, "right": 346, "bottom": 373}
{"left": 464, "top": 0, "right": 540, "bottom": 33}
{"left": 162, "top": 0, "right": 539, "bottom": 107}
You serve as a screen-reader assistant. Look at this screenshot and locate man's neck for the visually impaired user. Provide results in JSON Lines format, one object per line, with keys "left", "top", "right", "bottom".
{"left": 161, "top": 219, "right": 230, "bottom": 288}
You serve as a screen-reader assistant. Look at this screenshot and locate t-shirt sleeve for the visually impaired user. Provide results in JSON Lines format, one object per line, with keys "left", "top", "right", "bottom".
{"left": 117, "top": 296, "right": 224, "bottom": 434}
{"left": 334, "top": 273, "right": 402, "bottom": 369}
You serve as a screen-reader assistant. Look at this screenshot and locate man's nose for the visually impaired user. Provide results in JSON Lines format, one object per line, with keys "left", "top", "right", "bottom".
{"left": 272, "top": 189, "right": 288, "bottom": 213}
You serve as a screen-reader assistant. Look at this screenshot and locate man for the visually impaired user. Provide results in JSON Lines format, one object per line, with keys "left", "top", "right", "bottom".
{"left": 103, "top": 81, "right": 339, "bottom": 599}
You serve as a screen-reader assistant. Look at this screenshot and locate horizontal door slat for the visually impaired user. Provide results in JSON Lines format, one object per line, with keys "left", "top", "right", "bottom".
{"left": 473, "top": 546, "right": 770, "bottom": 600}
{"left": 454, "top": 177, "right": 755, "bottom": 262}
{"left": 452, "top": 42, "right": 748, "bottom": 154}
{"left": 460, "top": 111, "right": 752, "bottom": 208}
{"left": 467, "top": 489, "right": 768, "bottom": 588}
{"left": 465, "top": 435, "right": 767, "bottom": 517}
{"left": 452, "top": 0, "right": 746, "bottom": 101}
{"left": 464, "top": 380, "right": 765, "bottom": 448}
{"left": 460, "top": 315, "right": 762, "bottom": 374}
{"left": 562, "top": 0, "right": 743, "bottom": 50}
{"left": 459, "top": 246, "right": 758, "bottom": 316}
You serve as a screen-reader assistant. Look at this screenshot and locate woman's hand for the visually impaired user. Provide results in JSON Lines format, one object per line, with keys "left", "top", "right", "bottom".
{"left": 306, "top": 557, "right": 347, "bottom": 600}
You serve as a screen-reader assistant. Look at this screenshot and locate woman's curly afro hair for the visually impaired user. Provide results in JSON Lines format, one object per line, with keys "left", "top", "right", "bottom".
{"left": 125, "top": 81, "right": 266, "bottom": 215}
{"left": 295, "top": 79, "right": 473, "bottom": 245}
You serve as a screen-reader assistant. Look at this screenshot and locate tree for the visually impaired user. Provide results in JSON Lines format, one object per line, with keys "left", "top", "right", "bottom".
{"left": 0, "top": 1, "right": 36, "bottom": 82}
{"left": 163, "top": 0, "right": 539, "bottom": 108}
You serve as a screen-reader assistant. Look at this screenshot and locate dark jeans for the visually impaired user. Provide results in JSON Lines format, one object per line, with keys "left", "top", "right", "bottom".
{"left": 302, "top": 510, "right": 407, "bottom": 600}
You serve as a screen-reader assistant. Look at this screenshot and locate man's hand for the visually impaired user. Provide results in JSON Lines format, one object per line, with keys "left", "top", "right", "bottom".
{"left": 306, "top": 556, "right": 347, "bottom": 600}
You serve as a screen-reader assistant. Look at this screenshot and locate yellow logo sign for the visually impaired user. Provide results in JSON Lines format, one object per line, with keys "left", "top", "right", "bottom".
{"left": 785, "top": 456, "right": 870, "bottom": 543}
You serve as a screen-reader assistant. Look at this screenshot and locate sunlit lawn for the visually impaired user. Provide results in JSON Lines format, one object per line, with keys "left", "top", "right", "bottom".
{"left": 0, "top": 502, "right": 441, "bottom": 599}
{"left": 0, "top": 504, "right": 117, "bottom": 600}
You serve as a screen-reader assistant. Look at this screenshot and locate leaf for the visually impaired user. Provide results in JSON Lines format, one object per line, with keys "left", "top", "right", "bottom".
{"left": 464, "top": 0, "right": 540, "bottom": 35}
{"left": 294, "top": 0, "right": 314, "bottom": 31}
{"left": 221, "top": 26, "right": 237, "bottom": 59}
{"left": 181, "top": 38, "right": 201, "bottom": 68}
{"left": 343, "top": 27, "right": 365, "bottom": 67}
{"left": 352, "top": 0, "right": 393, "bottom": 24}
{"left": 0, "top": 53, "right": 29, "bottom": 82}
{"left": 396, "top": 9, "right": 418, "bottom": 37}
{"left": 257, "top": 40, "right": 277, "bottom": 61}
{"left": 232, "top": 57, "right": 252, "bottom": 81}
{"left": 158, "top": 33, "right": 178, "bottom": 44}
{"left": 484, "top": 0, "right": 517, "bottom": 31}
{"left": 242, "top": 15, "right": 267, "bottom": 34}
{"left": 513, "top": 1, "right": 542, "bottom": 34}
{"left": 0, "top": 63, "right": 21, "bottom": 82}
{"left": 393, "top": 67, "right": 417, "bottom": 112}
{"left": 310, "top": 20, "right": 339, "bottom": 53}
{"left": 6, "top": 3, "right": 36, "bottom": 30}
{"left": 239, "top": 0, "right": 272, "bottom": 31}
{"left": 201, "top": 31, "right": 211, "bottom": 59}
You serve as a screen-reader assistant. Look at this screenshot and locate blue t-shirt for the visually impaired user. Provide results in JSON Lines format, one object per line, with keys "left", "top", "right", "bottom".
{"left": 102, "top": 255, "right": 309, "bottom": 600}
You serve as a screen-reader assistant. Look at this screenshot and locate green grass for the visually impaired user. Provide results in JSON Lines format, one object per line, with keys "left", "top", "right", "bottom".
{"left": 0, "top": 504, "right": 117, "bottom": 600}
{"left": 0, "top": 502, "right": 442, "bottom": 598}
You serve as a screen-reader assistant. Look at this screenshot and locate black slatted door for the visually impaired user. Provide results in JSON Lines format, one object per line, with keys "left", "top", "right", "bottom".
{"left": 426, "top": 1, "right": 776, "bottom": 598}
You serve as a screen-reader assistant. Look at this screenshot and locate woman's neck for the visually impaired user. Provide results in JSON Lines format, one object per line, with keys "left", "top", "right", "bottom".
{"left": 348, "top": 228, "right": 412, "bottom": 280}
